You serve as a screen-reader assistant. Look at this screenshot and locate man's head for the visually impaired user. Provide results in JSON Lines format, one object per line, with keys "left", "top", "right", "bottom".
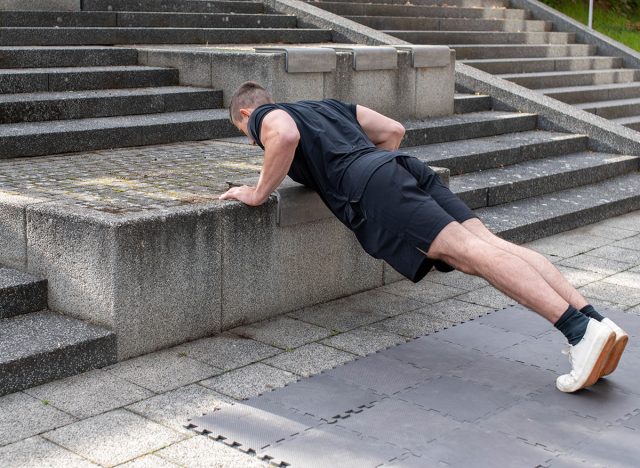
{"left": 229, "top": 81, "right": 274, "bottom": 138}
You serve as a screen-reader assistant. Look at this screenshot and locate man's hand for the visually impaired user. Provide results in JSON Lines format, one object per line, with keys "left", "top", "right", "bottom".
{"left": 219, "top": 185, "right": 261, "bottom": 206}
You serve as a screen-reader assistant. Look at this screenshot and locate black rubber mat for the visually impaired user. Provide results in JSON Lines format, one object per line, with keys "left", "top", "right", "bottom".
{"left": 188, "top": 304, "right": 640, "bottom": 467}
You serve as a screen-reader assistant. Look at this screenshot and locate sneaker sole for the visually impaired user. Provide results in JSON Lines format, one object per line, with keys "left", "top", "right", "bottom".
{"left": 601, "top": 334, "right": 629, "bottom": 377}
{"left": 584, "top": 332, "right": 616, "bottom": 389}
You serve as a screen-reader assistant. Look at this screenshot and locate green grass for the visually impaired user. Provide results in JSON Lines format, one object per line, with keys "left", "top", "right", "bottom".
{"left": 541, "top": 0, "right": 640, "bottom": 52}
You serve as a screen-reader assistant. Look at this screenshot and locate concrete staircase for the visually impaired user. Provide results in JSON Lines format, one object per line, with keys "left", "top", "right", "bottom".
{"left": 310, "top": 0, "right": 640, "bottom": 132}
{"left": 0, "top": 266, "right": 116, "bottom": 396}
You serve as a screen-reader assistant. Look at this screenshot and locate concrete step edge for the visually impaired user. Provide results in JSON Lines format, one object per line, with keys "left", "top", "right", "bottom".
{"left": 0, "top": 266, "right": 47, "bottom": 319}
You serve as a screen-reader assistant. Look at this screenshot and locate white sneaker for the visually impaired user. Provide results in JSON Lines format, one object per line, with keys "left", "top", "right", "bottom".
{"left": 556, "top": 319, "right": 616, "bottom": 393}
{"left": 600, "top": 318, "right": 629, "bottom": 378}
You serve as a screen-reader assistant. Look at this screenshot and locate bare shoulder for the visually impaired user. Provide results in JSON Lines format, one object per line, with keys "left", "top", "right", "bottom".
{"left": 260, "top": 108, "right": 300, "bottom": 143}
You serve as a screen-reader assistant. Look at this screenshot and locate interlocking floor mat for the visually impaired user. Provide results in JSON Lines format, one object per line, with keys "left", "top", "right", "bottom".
{"left": 188, "top": 305, "right": 640, "bottom": 467}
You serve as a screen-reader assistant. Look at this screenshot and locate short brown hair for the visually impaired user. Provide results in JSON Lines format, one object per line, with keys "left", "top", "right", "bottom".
{"left": 229, "top": 81, "right": 273, "bottom": 123}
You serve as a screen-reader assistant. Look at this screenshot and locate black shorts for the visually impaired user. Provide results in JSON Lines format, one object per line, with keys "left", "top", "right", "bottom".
{"left": 345, "top": 155, "right": 478, "bottom": 283}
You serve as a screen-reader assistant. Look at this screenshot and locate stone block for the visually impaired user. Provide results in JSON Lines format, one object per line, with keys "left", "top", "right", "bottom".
{"left": 415, "top": 50, "right": 455, "bottom": 118}
{"left": 255, "top": 47, "right": 336, "bottom": 73}
{"left": 140, "top": 50, "right": 212, "bottom": 87}
{"left": 0, "top": 194, "right": 48, "bottom": 270}
{"left": 0, "top": 436, "right": 98, "bottom": 468}
{"left": 0, "top": 0, "right": 79, "bottom": 10}
{"left": 275, "top": 178, "right": 333, "bottom": 227}
{"left": 395, "top": 45, "right": 451, "bottom": 68}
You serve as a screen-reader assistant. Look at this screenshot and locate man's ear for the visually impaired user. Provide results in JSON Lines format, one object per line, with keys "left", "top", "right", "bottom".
{"left": 240, "top": 108, "right": 251, "bottom": 119}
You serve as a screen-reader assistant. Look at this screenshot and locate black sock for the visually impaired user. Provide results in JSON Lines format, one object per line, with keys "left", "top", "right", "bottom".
{"left": 555, "top": 305, "right": 590, "bottom": 346}
{"left": 580, "top": 304, "right": 605, "bottom": 322}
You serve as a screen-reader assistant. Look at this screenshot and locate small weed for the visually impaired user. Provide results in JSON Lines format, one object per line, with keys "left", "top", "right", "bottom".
{"left": 42, "top": 400, "right": 49, "bottom": 406}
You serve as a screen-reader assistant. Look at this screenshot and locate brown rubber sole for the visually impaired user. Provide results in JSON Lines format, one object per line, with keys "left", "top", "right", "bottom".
{"left": 583, "top": 332, "right": 616, "bottom": 389}
{"left": 601, "top": 334, "right": 629, "bottom": 378}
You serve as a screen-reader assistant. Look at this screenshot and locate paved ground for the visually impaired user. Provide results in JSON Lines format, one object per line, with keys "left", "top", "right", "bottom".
{"left": 1, "top": 210, "right": 639, "bottom": 467}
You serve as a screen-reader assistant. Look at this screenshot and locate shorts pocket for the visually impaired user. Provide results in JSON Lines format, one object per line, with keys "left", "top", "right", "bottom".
{"left": 344, "top": 201, "right": 367, "bottom": 230}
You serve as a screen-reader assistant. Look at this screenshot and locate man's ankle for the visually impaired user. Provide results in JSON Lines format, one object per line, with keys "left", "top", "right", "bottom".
{"left": 580, "top": 304, "right": 605, "bottom": 322}
{"left": 555, "top": 305, "right": 589, "bottom": 345}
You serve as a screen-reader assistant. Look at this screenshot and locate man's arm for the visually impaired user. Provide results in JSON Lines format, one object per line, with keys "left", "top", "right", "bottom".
{"left": 356, "top": 105, "right": 405, "bottom": 151}
{"left": 219, "top": 109, "right": 300, "bottom": 206}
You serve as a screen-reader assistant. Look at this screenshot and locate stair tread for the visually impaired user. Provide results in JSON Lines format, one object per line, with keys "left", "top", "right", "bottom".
{"left": 612, "top": 115, "right": 640, "bottom": 124}
{"left": 462, "top": 55, "right": 620, "bottom": 64}
{"left": 405, "top": 110, "right": 536, "bottom": 129}
{"left": 498, "top": 68, "right": 638, "bottom": 78}
{"left": 0, "top": 65, "right": 176, "bottom": 75}
{"left": 0, "top": 267, "right": 44, "bottom": 290}
{"left": 576, "top": 97, "right": 640, "bottom": 109}
{"left": 539, "top": 81, "right": 640, "bottom": 94}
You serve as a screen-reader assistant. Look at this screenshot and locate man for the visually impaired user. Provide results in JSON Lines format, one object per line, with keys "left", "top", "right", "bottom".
{"left": 220, "top": 81, "right": 629, "bottom": 393}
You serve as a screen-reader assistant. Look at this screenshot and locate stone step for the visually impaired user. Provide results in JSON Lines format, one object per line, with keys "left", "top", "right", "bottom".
{"left": 401, "top": 111, "right": 537, "bottom": 147}
{"left": 541, "top": 82, "right": 640, "bottom": 105}
{"left": 0, "top": 108, "right": 235, "bottom": 158}
{"left": 0, "top": 86, "right": 223, "bottom": 124}
{"left": 400, "top": 130, "right": 589, "bottom": 175}
{"left": 451, "top": 152, "right": 639, "bottom": 209}
{"left": 500, "top": 69, "right": 640, "bottom": 90}
{"left": 386, "top": 30, "right": 574, "bottom": 45}
{"left": 0, "top": 45, "right": 138, "bottom": 68}
{"left": 452, "top": 44, "right": 596, "bottom": 60}
{"left": 612, "top": 115, "right": 640, "bottom": 132}
{"left": 478, "top": 172, "right": 640, "bottom": 244}
{"left": 461, "top": 56, "right": 624, "bottom": 74}
{"left": 0, "top": 267, "right": 47, "bottom": 319}
{"left": 308, "top": 0, "right": 508, "bottom": 7}
{"left": 347, "top": 16, "right": 550, "bottom": 32}
{"left": 577, "top": 97, "right": 640, "bottom": 120}
{"left": 0, "top": 11, "right": 298, "bottom": 28}
{"left": 0, "top": 27, "right": 333, "bottom": 46}
{"left": 0, "top": 65, "right": 179, "bottom": 94}
{"left": 0, "top": 310, "right": 117, "bottom": 396}
{"left": 453, "top": 93, "right": 492, "bottom": 114}
{"left": 81, "top": 0, "right": 266, "bottom": 14}
{"left": 313, "top": 2, "right": 530, "bottom": 20}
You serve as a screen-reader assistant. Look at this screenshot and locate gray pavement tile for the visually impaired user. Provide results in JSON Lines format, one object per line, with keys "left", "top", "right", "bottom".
{"left": 585, "top": 298, "right": 631, "bottom": 312}
{"left": 104, "top": 349, "right": 222, "bottom": 394}
{"left": 381, "top": 336, "right": 477, "bottom": 374}
{"left": 320, "top": 326, "right": 409, "bottom": 357}
{"left": 556, "top": 265, "right": 607, "bottom": 288}
{"left": 199, "top": 363, "right": 298, "bottom": 401}
{"left": 368, "top": 310, "right": 453, "bottom": 338}
{"left": 419, "top": 270, "right": 488, "bottom": 291}
{"left": 597, "top": 211, "right": 640, "bottom": 232}
{"left": 24, "top": 369, "right": 153, "bottom": 419}
{"left": 230, "top": 316, "right": 331, "bottom": 350}
{"left": 627, "top": 304, "right": 640, "bottom": 315}
{"left": 602, "top": 271, "right": 640, "bottom": 290}
{"left": 570, "top": 222, "right": 639, "bottom": 241}
{"left": 478, "top": 399, "right": 602, "bottom": 453}
{"left": 335, "top": 398, "right": 461, "bottom": 455}
{"left": 156, "top": 435, "right": 268, "bottom": 468}
{"left": 0, "top": 392, "right": 76, "bottom": 447}
{"left": 289, "top": 290, "right": 423, "bottom": 332}
{"left": 117, "top": 454, "right": 180, "bottom": 467}
{"left": 126, "top": 384, "right": 234, "bottom": 435}
{"left": 611, "top": 234, "right": 640, "bottom": 251}
{"left": 262, "top": 343, "right": 357, "bottom": 377}
{"left": 412, "top": 298, "right": 494, "bottom": 325}
{"left": 455, "top": 286, "right": 515, "bottom": 309}
{"left": 0, "top": 436, "right": 98, "bottom": 467}
{"left": 579, "top": 281, "right": 640, "bottom": 307}
{"left": 524, "top": 237, "right": 593, "bottom": 257}
{"left": 327, "top": 352, "right": 429, "bottom": 396}
{"left": 475, "top": 304, "right": 552, "bottom": 338}
{"left": 557, "top": 253, "right": 635, "bottom": 275}
{"left": 567, "top": 423, "right": 640, "bottom": 468}
{"left": 586, "top": 245, "right": 640, "bottom": 264}
{"left": 379, "top": 279, "right": 467, "bottom": 304}
{"left": 43, "top": 409, "right": 184, "bottom": 467}
{"left": 544, "top": 231, "right": 613, "bottom": 249}
{"left": 432, "top": 320, "right": 531, "bottom": 354}
{"left": 173, "top": 333, "right": 281, "bottom": 371}
{"left": 395, "top": 375, "right": 522, "bottom": 423}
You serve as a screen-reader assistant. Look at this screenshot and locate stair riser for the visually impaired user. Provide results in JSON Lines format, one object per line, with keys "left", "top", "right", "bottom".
{"left": 81, "top": 0, "right": 265, "bottom": 14}
{"left": 458, "top": 158, "right": 640, "bottom": 209}
{"left": 584, "top": 103, "right": 640, "bottom": 120}
{"left": 0, "top": 335, "right": 116, "bottom": 397}
{"left": 0, "top": 28, "right": 332, "bottom": 45}
{"left": 454, "top": 95, "right": 492, "bottom": 114}
{"left": 402, "top": 116, "right": 537, "bottom": 146}
{"left": 506, "top": 70, "right": 640, "bottom": 89}
{"left": 0, "top": 12, "right": 297, "bottom": 28}
{"left": 389, "top": 31, "right": 574, "bottom": 45}
{"left": 463, "top": 57, "right": 623, "bottom": 74}
{"left": 544, "top": 86, "right": 640, "bottom": 104}
{"left": 0, "top": 69, "right": 179, "bottom": 93}
{"left": 0, "top": 282, "right": 47, "bottom": 319}
{"left": 0, "top": 91, "right": 223, "bottom": 124}
{"left": 624, "top": 121, "right": 640, "bottom": 131}
{"left": 309, "top": 0, "right": 508, "bottom": 7}
{"left": 317, "top": 4, "right": 529, "bottom": 19}
{"left": 0, "top": 119, "right": 236, "bottom": 159}
{"left": 0, "top": 47, "right": 138, "bottom": 68}
{"left": 453, "top": 45, "right": 596, "bottom": 60}
{"left": 348, "top": 17, "right": 549, "bottom": 32}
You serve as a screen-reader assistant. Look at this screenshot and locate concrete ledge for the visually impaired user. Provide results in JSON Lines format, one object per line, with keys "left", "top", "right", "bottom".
{"left": 255, "top": 47, "right": 337, "bottom": 73}
{"left": 328, "top": 45, "right": 398, "bottom": 71}
{"left": 394, "top": 45, "right": 451, "bottom": 68}
{"left": 0, "top": 0, "right": 79, "bottom": 10}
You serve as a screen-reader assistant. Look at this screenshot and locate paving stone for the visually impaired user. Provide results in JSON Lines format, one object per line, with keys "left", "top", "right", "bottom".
{"left": 432, "top": 320, "right": 531, "bottom": 354}
{"left": 570, "top": 222, "right": 639, "bottom": 240}
{"left": 262, "top": 343, "right": 357, "bottom": 378}
{"left": 579, "top": 281, "right": 640, "bottom": 307}
{"left": 587, "top": 245, "right": 640, "bottom": 264}
{"left": 597, "top": 212, "right": 640, "bottom": 232}
{"left": 412, "top": 298, "right": 494, "bottom": 325}
{"left": 545, "top": 231, "right": 613, "bottom": 249}
{"left": 627, "top": 304, "right": 640, "bottom": 315}
{"left": 105, "top": 349, "right": 222, "bottom": 393}
{"left": 199, "top": 363, "right": 298, "bottom": 401}
{"left": 24, "top": 369, "right": 153, "bottom": 419}
{"left": 395, "top": 375, "right": 522, "bottom": 423}
{"left": 567, "top": 423, "right": 640, "bottom": 468}
{"left": 524, "top": 237, "right": 593, "bottom": 257}
{"left": 611, "top": 234, "right": 640, "bottom": 251}
{"left": 558, "top": 253, "right": 635, "bottom": 275}
{"left": 118, "top": 454, "right": 179, "bottom": 467}
{"left": 0, "top": 436, "right": 98, "bottom": 467}
{"left": 602, "top": 271, "right": 640, "bottom": 290}
{"left": 320, "top": 326, "right": 408, "bottom": 356}
{"left": 289, "top": 290, "right": 423, "bottom": 332}
{"left": 368, "top": 310, "right": 453, "bottom": 338}
{"left": 173, "top": 333, "right": 280, "bottom": 371}
{"left": 417, "top": 270, "right": 488, "bottom": 291}
{"left": 0, "top": 392, "right": 76, "bottom": 446}
{"left": 555, "top": 265, "right": 607, "bottom": 288}
{"left": 126, "top": 384, "right": 234, "bottom": 435}
{"left": 455, "top": 286, "right": 516, "bottom": 309}
{"left": 156, "top": 435, "right": 268, "bottom": 468}
{"left": 475, "top": 304, "right": 552, "bottom": 338}
{"left": 43, "top": 409, "right": 184, "bottom": 466}
{"left": 230, "top": 316, "right": 331, "bottom": 350}
{"left": 380, "top": 279, "right": 467, "bottom": 304}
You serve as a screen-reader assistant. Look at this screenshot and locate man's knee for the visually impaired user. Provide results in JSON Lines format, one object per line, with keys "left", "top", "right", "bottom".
{"left": 427, "top": 222, "right": 485, "bottom": 275}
